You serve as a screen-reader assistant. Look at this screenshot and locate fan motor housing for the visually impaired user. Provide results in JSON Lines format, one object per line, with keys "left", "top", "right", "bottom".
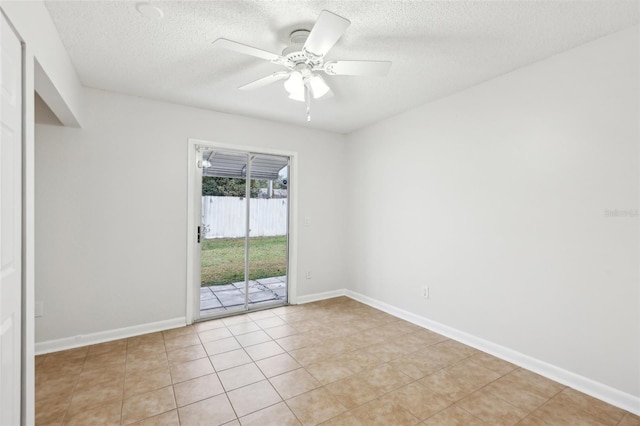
{"left": 282, "top": 30, "right": 323, "bottom": 68}
{"left": 282, "top": 44, "right": 307, "bottom": 62}
{"left": 289, "top": 29, "right": 309, "bottom": 44}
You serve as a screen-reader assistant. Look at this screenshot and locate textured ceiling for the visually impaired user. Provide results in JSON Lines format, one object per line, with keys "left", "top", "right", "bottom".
{"left": 44, "top": 1, "right": 639, "bottom": 134}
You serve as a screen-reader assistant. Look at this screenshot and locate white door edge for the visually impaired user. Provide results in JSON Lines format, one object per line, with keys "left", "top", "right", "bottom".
{"left": 0, "top": 10, "right": 24, "bottom": 425}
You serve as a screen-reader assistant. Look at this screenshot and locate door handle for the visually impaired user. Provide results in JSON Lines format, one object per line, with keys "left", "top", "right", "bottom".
{"left": 197, "top": 226, "right": 201, "bottom": 243}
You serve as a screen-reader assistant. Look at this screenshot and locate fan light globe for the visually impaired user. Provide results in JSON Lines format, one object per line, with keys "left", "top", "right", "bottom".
{"left": 284, "top": 72, "right": 305, "bottom": 101}
{"left": 309, "top": 75, "right": 329, "bottom": 99}
{"left": 288, "top": 91, "right": 306, "bottom": 102}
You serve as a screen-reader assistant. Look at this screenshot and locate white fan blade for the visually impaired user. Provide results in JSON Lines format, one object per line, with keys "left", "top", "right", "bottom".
{"left": 239, "top": 72, "right": 290, "bottom": 90}
{"left": 303, "top": 10, "right": 350, "bottom": 57}
{"left": 213, "top": 38, "right": 281, "bottom": 61}
{"left": 324, "top": 60, "right": 392, "bottom": 76}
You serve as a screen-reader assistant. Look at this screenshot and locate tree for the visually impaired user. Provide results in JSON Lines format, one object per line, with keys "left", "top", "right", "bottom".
{"left": 202, "top": 177, "right": 260, "bottom": 197}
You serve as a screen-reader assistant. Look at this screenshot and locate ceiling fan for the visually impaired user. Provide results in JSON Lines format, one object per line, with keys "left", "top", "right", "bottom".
{"left": 212, "top": 10, "right": 392, "bottom": 122}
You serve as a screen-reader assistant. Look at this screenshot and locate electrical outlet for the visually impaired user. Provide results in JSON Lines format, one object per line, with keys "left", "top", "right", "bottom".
{"left": 306, "top": 271, "right": 312, "bottom": 279}
{"left": 422, "top": 287, "right": 429, "bottom": 299}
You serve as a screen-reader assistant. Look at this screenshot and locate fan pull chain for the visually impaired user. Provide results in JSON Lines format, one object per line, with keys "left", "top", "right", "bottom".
{"left": 305, "top": 84, "right": 311, "bottom": 122}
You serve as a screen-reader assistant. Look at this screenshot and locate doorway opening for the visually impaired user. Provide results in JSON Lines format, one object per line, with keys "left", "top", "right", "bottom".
{"left": 195, "top": 148, "right": 290, "bottom": 319}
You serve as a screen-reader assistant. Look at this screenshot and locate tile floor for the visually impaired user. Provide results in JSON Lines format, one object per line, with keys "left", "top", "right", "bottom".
{"left": 200, "top": 277, "right": 287, "bottom": 316}
{"left": 35, "top": 297, "right": 639, "bottom": 425}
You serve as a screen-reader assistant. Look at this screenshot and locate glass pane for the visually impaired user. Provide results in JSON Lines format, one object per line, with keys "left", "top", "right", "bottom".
{"left": 247, "top": 154, "right": 289, "bottom": 309}
{"left": 199, "top": 150, "right": 248, "bottom": 316}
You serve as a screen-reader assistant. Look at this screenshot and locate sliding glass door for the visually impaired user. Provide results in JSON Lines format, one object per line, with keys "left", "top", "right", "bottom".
{"left": 197, "top": 149, "right": 289, "bottom": 319}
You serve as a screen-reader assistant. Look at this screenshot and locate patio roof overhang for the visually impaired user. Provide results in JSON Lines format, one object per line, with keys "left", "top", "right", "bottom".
{"left": 201, "top": 150, "right": 288, "bottom": 181}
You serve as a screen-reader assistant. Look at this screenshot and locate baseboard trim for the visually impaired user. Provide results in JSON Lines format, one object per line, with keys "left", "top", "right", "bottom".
{"left": 345, "top": 290, "right": 640, "bottom": 416}
{"left": 35, "top": 317, "right": 187, "bottom": 355}
{"left": 295, "top": 289, "right": 346, "bottom": 305}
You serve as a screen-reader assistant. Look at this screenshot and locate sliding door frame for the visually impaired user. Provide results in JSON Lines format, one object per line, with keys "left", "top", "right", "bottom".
{"left": 186, "top": 138, "right": 298, "bottom": 324}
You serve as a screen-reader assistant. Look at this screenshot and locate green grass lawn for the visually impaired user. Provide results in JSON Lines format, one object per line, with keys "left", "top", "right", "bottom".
{"left": 201, "top": 236, "right": 287, "bottom": 286}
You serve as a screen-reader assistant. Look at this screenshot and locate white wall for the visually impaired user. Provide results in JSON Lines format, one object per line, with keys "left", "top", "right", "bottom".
{"left": 346, "top": 25, "right": 639, "bottom": 401}
{"left": 34, "top": 88, "right": 346, "bottom": 343}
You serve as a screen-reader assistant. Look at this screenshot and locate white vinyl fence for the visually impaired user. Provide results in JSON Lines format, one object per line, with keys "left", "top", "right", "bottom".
{"left": 202, "top": 196, "right": 288, "bottom": 238}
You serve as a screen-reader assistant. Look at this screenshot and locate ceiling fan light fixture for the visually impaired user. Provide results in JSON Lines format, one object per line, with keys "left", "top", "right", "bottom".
{"left": 288, "top": 90, "right": 305, "bottom": 102}
{"left": 214, "top": 10, "right": 391, "bottom": 121}
{"left": 284, "top": 71, "right": 305, "bottom": 102}
{"left": 308, "top": 75, "right": 329, "bottom": 99}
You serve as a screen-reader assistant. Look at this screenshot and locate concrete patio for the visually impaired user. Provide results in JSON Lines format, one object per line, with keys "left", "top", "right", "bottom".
{"left": 200, "top": 276, "right": 287, "bottom": 316}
